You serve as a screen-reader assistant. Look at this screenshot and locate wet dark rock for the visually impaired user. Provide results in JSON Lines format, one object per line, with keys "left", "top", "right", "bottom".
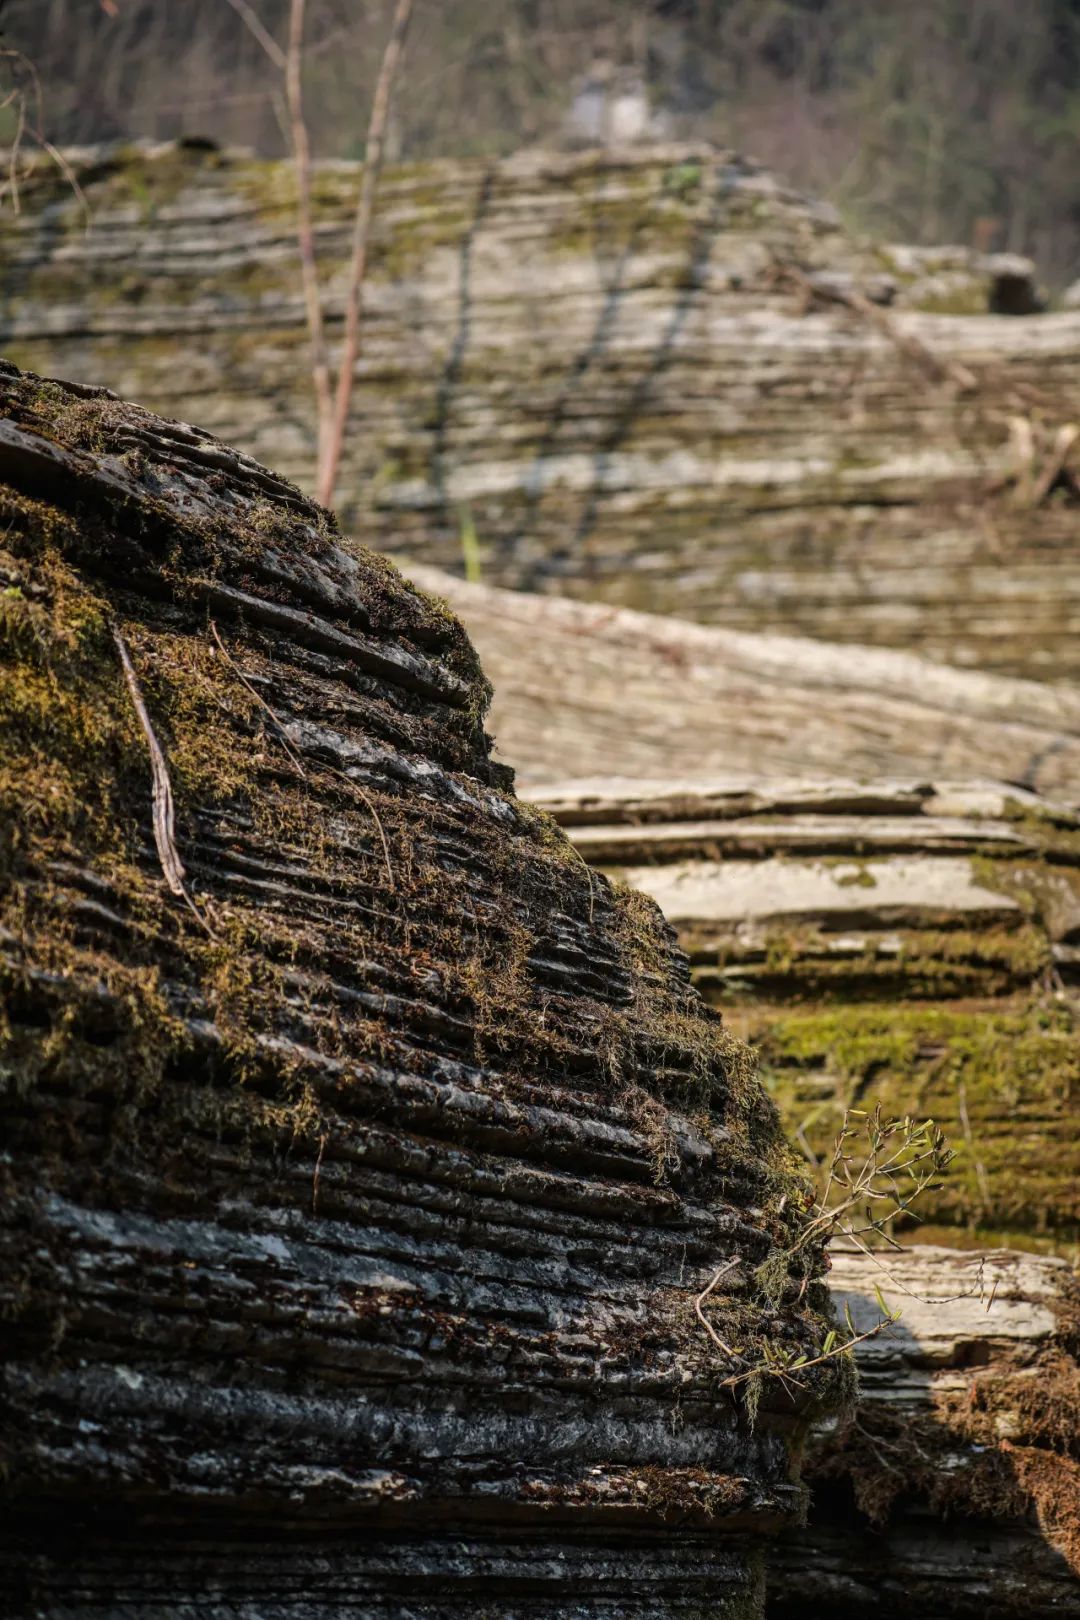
{"left": 0, "top": 363, "right": 840, "bottom": 1617}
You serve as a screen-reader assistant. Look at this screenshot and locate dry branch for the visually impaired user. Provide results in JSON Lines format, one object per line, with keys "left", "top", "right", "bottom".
{"left": 774, "top": 261, "right": 979, "bottom": 392}
{"left": 210, "top": 617, "right": 394, "bottom": 887}
{"left": 284, "top": 0, "right": 333, "bottom": 482}
{"left": 113, "top": 623, "right": 213, "bottom": 935}
{"left": 318, "top": 0, "right": 415, "bottom": 507}
{"left": 112, "top": 625, "right": 187, "bottom": 897}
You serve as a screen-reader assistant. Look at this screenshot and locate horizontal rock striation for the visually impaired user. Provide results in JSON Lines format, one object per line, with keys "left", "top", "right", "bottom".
{"left": 0, "top": 363, "right": 845, "bottom": 1617}
{"left": 770, "top": 1245, "right": 1080, "bottom": 1618}
{"left": 408, "top": 564, "right": 1080, "bottom": 800}
{"left": 530, "top": 777, "right": 1080, "bottom": 1250}
{"left": 2, "top": 141, "right": 1078, "bottom": 680}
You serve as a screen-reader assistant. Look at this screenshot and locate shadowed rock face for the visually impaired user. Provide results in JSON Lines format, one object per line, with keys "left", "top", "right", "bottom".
{"left": 1, "top": 141, "right": 1077, "bottom": 683}
{"left": 770, "top": 1247, "right": 1080, "bottom": 1619}
{"left": 0, "top": 364, "right": 841, "bottom": 1617}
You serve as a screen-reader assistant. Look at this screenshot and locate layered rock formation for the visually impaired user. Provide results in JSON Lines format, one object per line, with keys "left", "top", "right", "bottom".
{"left": 406, "top": 565, "right": 1080, "bottom": 797}
{"left": 0, "top": 363, "right": 847, "bottom": 1616}
{"left": 529, "top": 776, "right": 1080, "bottom": 1611}
{"left": 771, "top": 1246, "right": 1080, "bottom": 1618}
{"left": 1, "top": 140, "right": 1078, "bottom": 681}
{"left": 531, "top": 778, "right": 1080, "bottom": 1251}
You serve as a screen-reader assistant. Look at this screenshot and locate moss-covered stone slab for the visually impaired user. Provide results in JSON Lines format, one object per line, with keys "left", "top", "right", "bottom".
{"left": 533, "top": 778, "right": 1080, "bottom": 1252}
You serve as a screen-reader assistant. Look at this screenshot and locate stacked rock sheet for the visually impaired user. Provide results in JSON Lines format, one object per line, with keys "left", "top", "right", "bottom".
{"left": 405, "top": 564, "right": 1080, "bottom": 800}
{"left": 0, "top": 364, "right": 843, "bottom": 1618}
{"left": 3, "top": 140, "right": 1080, "bottom": 681}
{"left": 534, "top": 774, "right": 1080, "bottom": 1614}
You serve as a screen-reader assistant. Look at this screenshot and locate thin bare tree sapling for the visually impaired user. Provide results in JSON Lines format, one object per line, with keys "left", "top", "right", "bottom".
{"left": 225, "top": 0, "right": 415, "bottom": 509}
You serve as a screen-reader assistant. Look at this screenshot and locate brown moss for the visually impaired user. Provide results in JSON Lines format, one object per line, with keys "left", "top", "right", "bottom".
{"left": 815, "top": 1348, "right": 1080, "bottom": 1572}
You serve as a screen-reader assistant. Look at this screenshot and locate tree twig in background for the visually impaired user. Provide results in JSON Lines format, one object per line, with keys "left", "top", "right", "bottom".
{"left": 772, "top": 260, "right": 979, "bottom": 393}
{"left": 222, "top": 0, "right": 414, "bottom": 511}
{"left": 223, "top": 0, "right": 332, "bottom": 474}
{"left": 317, "top": 0, "right": 415, "bottom": 508}
{"left": 222, "top": 0, "right": 285, "bottom": 71}
{"left": 284, "top": 0, "right": 334, "bottom": 488}
{"left": 0, "top": 47, "right": 89, "bottom": 223}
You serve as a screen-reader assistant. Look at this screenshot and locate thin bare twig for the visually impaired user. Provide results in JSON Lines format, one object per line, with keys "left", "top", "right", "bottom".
{"left": 209, "top": 620, "right": 394, "bottom": 890}
{"left": 284, "top": 0, "right": 333, "bottom": 482}
{"left": 5, "top": 91, "right": 24, "bottom": 213}
{"left": 694, "top": 1258, "right": 744, "bottom": 1360}
{"left": 329, "top": 765, "right": 396, "bottom": 892}
{"left": 113, "top": 626, "right": 214, "bottom": 935}
{"left": 210, "top": 619, "right": 307, "bottom": 777}
{"left": 773, "top": 261, "right": 978, "bottom": 393}
{"left": 222, "top": 0, "right": 287, "bottom": 71}
{"left": 836, "top": 1229, "right": 987, "bottom": 1307}
{"left": 0, "top": 48, "right": 90, "bottom": 227}
{"left": 312, "top": 1129, "right": 328, "bottom": 1212}
{"left": 318, "top": 0, "right": 415, "bottom": 507}
{"left": 1029, "top": 422, "right": 1079, "bottom": 507}
{"left": 113, "top": 627, "right": 186, "bottom": 894}
{"left": 957, "top": 1080, "right": 993, "bottom": 1215}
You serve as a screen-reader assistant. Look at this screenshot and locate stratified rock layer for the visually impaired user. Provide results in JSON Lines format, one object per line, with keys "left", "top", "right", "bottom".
{"left": 406, "top": 564, "right": 1080, "bottom": 799}
{"left": 0, "top": 364, "right": 840, "bottom": 1616}
{"left": 770, "top": 1246, "right": 1080, "bottom": 1619}
{"left": 3, "top": 141, "right": 1079, "bottom": 680}
{"left": 531, "top": 778, "right": 1080, "bottom": 1250}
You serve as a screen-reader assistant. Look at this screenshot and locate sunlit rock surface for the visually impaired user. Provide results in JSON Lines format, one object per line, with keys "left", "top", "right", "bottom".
{"left": 0, "top": 140, "right": 1076, "bottom": 681}
{"left": 532, "top": 776, "right": 1080, "bottom": 1250}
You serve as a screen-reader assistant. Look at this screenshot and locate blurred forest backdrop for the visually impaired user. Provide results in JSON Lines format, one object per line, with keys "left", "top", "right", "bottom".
{"left": 6, "top": 0, "right": 1080, "bottom": 286}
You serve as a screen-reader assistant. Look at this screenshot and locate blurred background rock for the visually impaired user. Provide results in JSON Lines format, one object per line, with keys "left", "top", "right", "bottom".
{"left": 9, "top": 0, "right": 1080, "bottom": 290}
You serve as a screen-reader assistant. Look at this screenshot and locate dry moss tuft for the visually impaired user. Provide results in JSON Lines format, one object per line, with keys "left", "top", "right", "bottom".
{"left": 811, "top": 1277, "right": 1080, "bottom": 1572}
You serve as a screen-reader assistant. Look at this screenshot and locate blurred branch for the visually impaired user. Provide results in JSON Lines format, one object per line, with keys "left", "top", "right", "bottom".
{"left": 222, "top": 0, "right": 286, "bottom": 71}
{"left": 0, "top": 46, "right": 89, "bottom": 224}
{"left": 284, "top": 0, "right": 333, "bottom": 482}
{"left": 318, "top": 0, "right": 415, "bottom": 508}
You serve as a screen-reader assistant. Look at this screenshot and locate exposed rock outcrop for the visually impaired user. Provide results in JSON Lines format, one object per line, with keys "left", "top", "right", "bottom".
{"left": 771, "top": 1246, "right": 1080, "bottom": 1618}
{"left": 1, "top": 141, "right": 1078, "bottom": 681}
{"left": 531, "top": 778, "right": 1080, "bottom": 1250}
{"left": 0, "top": 364, "right": 842, "bottom": 1615}
{"left": 407, "top": 565, "right": 1080, "bottom": 800}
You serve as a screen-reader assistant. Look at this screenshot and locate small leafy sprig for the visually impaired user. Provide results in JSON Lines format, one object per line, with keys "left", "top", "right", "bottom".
{"left": 792, "top": 1106, "right": 956, "bottom": 1257}
{"left": 696, "top": 1106, "right": 960, "bottom": 1398}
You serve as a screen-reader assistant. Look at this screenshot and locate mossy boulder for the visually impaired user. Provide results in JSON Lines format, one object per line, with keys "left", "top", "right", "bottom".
{"left": 0, "top": 363, "right": 842, "bottom": 1618}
